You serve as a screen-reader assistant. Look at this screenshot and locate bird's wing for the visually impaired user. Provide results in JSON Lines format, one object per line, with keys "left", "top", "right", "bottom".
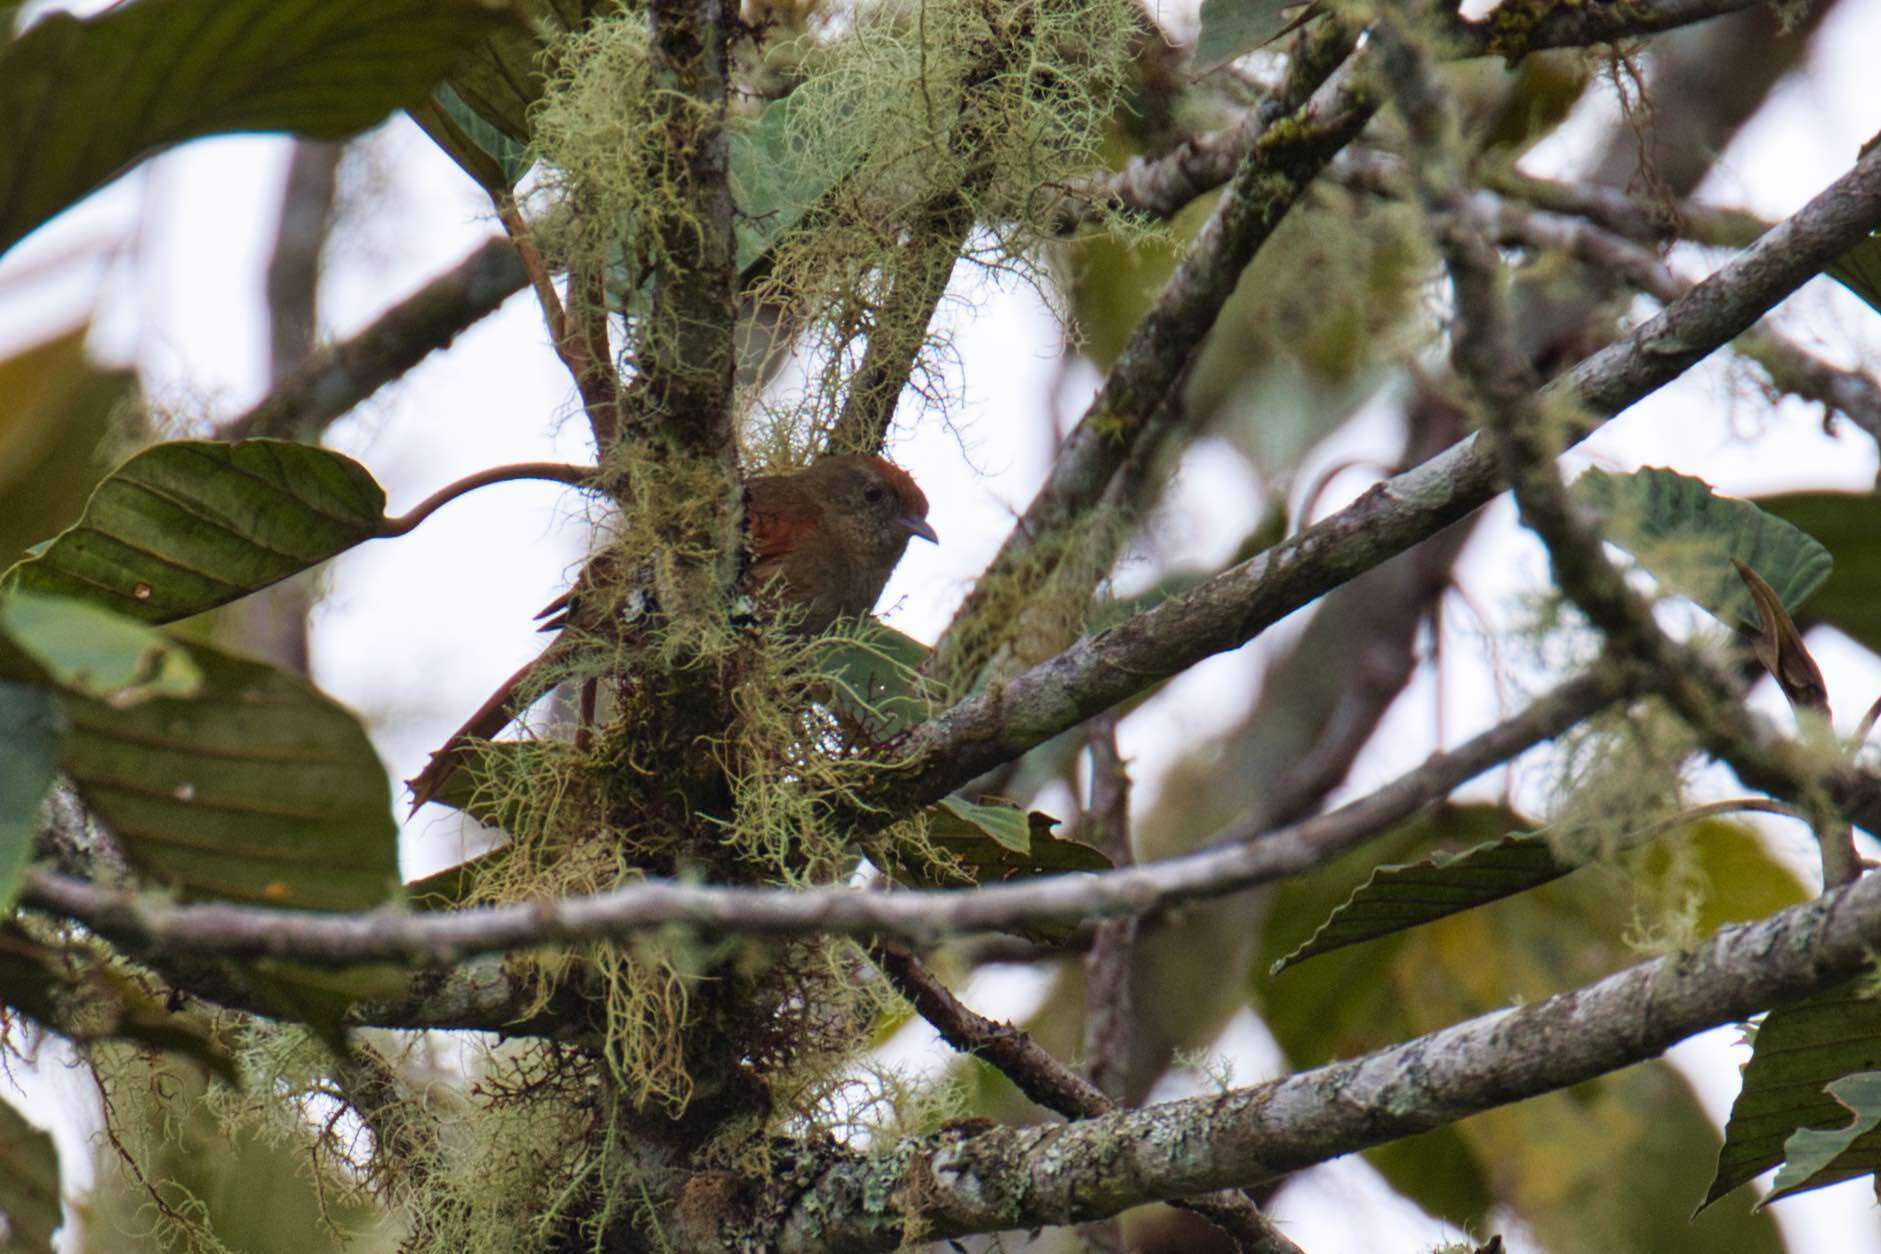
{"left": 746, "top": 479, "right": 820, "bottom": 565}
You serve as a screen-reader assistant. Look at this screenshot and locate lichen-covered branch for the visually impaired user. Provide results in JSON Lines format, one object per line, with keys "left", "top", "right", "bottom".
{"left": 633, "top": 0, "right": 737, "bottom": 459}
{"left": 1391, "top": 13, "right": 1862, "bottom": 887}
{"left": 766, "top": 866, "right": 1881, "bottom": 1251}
{"left": 1439, "top": 0, "right": 1764, "bottom": 60}
{"left": 886, "top": 138, "right": 1881, "bottom": 809}
{"left": 1051, "top": 15, "right": 1356, "bottom": 233}
{"left": 929, "top": 69, "right": 1375, "bottom": 686}
{"left": 867, "top": 942, "right": 1303, "bottom": 1253}
{"left": 1055, "top": 0, "right": 1769, "bottom": 236}
{"left": 224, "top": 237, "right": 527, "bottom": 442}
{"left": 20, "top": 663, "right": 1619, "bottom": 963}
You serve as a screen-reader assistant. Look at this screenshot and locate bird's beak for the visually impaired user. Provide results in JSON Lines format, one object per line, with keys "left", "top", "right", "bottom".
{"left": 901, "top": 515, "right": 939, "bottom": 544}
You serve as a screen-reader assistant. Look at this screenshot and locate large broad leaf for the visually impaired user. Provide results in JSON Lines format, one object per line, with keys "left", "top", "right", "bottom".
{"left": 1194, "top": 0, "right": 1320, "bottom": 72}
{"left": 60, "top": 641, "right": 398, "bottom": 910}
{"left": 1574, "top": 467, "right": 1833, "bottom": 629}
{"left": 0, "top": 682, "right": 57, "bottom": 912}
{"left": 1754, "top": 491, "right": 1881, "bottom": 656}
{"left": 1705, "top": 981, "right": 1881, "bottom": 1209}
{"left": 0, "top": 0, "right": 512, "bottom": 256}
{"left": 0, "top": 591, "right": 201, "bottom": 704}
{"left": 1827, "top": 233, "right": 1881, "bottom": 318}
{"left": 0, "top": 326, "right": 139, "bottom": 568}
{"left": 4, "top": 440, "right": 387, "bottom": 624}
{"left": 0, "top": 1097, "right": 60, "bottom": 1253}
{"left": 1766, "top": 1071, "right": 1881, "bottom": 1204}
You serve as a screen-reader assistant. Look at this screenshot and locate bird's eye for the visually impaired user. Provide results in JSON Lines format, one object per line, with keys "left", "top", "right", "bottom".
{"left": 864, "top": 486, "right": 886, "bottom": 503}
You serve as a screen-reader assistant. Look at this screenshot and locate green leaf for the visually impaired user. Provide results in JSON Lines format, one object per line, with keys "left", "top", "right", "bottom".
{"left": 1273, "top": 814, "right": 1805, "bottom": 973}
{"left": 1706, "top": 980, "right": 1881, "bottom": 1209}
{"left": 935, "top": 794, "right": 1033, "bottom": 856}
{"left": 1573, "top": 466, "right": 1833, "bottom": 629}
{"left": 405, "top": 845, "right": 514, "bottom": 911}
{"left": 813, "top": 620, "right": 936, "bottom": 737}
{"left": 407, "top": 0, "right": 575, "bottom": 189}
{"left": 932, "top": 806, "right": 1105, "bottom": 872}
{"left": 1766, "top": 1071, "right": 1881, "bottom": 1204}
{"left": 729, "top": 80, "right": 868, "bottom": 273}
{"left": 0, "top": 682, "right": 57, "bottom": 912}
{"left": 4, "top": 439, "right": 387, "bottom": 624}
{"left": 0, "top": 592, "right": 202, "bottom": 703}
{"left": 1827, "top": 233, "right": 1881, "bottom": 317}
{"left": 1272, "top": 823, "right": 1562, "bottom": 972}
{"left": 0, "top": 1096, "right": 61, "bottom": 1252}
{"left": 1194, "top": 0, "right": 1318, "bottom": 73}
{"left": 60, "top": 641, "right": 398, "bottom": 910}
{"left": 409, "top": 81, "right": 536, "bottom": 191}
{"left": 1753, "top": 491, "right": 1881, "bottom": 656}
{"left": 0, "top": 326, "right": 139, "bottom": 569}
{"left": 0, "top": 0, "right": 513, "bottom": 256}
{"left": 876, "top": 802, "right": 1106, "bottom": 891}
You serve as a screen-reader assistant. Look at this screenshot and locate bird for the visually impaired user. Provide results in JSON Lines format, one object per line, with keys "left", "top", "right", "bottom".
{"left": 407, "top": 455, "right": 937, "bottom": 808}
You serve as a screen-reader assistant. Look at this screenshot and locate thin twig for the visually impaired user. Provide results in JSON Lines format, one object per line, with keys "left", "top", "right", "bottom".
{"left": 1080, "top": 713, "right": 1135, "bottom": 1104}
{"left": 494, "top": 192, "right": 569, "bottom": 348}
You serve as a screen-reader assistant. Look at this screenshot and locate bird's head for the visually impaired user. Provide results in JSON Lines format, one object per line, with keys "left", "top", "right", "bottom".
{"left": 812, "top": 455, "right": 939, "bottom": 556}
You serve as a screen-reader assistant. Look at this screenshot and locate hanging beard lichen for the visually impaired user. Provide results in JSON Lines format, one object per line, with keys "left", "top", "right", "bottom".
{"left": 529, "top": 0, "right": 1142, "bottom": 462}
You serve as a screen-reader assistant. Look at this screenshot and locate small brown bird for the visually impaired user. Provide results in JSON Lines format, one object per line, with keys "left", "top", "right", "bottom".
{"left": 743, "top": 455, "right": 938, "bottom": 633}
{"left": 408, "top": 455, "right": 936, "bottom": 806}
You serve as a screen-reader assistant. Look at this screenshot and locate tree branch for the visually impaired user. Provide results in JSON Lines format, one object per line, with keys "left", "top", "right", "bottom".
{"left": 870, "top": 941, "right": 1303, "bottom": 1254}
{"left": 635, "top": 0, "right": 737, "bottom": 458}
{"left": 929, "top": 64, "right": 1375, "bottom": 686}
{"left": 766, "top": 865, "right": 1881, "bottom": 1251}
{"left": 20, "top": 664, "right": 1620, "bottom": 962}
{"left": 223, "top": 237, "right": 527, "bottom": 443}
{"left": 885, "top": 138, "right": 1881, "bottom": 812}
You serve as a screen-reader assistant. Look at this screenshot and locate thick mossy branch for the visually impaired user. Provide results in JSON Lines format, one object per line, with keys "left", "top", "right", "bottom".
{"left": 640, "top": 0, "right": 739, "bottom": 459}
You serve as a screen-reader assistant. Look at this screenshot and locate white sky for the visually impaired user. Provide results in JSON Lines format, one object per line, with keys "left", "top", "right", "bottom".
{"left": 6, "top": 0, "right": 1881, "bottom": 1250}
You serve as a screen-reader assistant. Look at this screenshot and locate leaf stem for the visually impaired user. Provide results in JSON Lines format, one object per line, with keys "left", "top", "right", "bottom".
{"left": 377, "top": 462, "right": 598, "bottom": 538}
